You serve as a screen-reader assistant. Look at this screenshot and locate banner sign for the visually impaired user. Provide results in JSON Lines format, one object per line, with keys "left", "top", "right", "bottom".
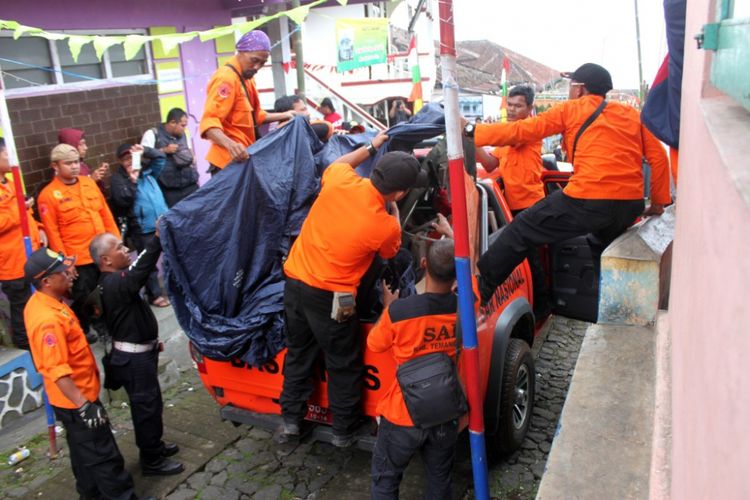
{"left": 335, "top": 18, "right": 388, "bottom": 73}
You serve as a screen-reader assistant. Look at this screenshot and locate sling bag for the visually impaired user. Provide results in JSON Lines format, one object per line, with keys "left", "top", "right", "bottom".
{"left": 570, "top": 99, "right": 608, "bottom": 164}
{"left": 396, "top": 312, "right": 467, "bottom": 428}
{"left": 224, "top": 63, "right": 261, "bottom": 138}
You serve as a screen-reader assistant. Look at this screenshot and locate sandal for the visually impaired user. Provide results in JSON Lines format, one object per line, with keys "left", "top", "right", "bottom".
{"left": 151, "top": 296, "right": 171, "bottom": 308}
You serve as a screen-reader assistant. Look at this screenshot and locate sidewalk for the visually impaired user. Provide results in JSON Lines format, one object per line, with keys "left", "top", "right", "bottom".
{"left": 1, "top": 372, "right": 242, "bottom": 499}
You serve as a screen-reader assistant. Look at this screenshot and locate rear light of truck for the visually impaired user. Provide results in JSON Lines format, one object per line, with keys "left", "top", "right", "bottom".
{"left": 189, "top": 342, "right": 207, "bottom": 374}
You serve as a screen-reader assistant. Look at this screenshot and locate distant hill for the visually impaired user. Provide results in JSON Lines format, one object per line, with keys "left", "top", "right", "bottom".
{"left": 435, "top": 39, "right": 562, "bottom": 94}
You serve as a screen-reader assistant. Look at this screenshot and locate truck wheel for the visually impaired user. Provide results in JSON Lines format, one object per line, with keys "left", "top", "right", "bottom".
{"left": 493, "top": 338, "right": 535, "bottom": 454}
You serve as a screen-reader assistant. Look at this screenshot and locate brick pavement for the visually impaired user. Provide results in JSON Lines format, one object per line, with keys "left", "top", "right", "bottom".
{"left": 0, "top": 315, "right": 589, "bottom": 499}
{"left": 167, "top": 316, "right": 590, "bottom": 500}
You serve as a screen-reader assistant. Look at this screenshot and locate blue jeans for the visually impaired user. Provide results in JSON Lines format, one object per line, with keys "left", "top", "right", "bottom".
{"left": 371, "top": 417, "right": 458, "bottom": 500}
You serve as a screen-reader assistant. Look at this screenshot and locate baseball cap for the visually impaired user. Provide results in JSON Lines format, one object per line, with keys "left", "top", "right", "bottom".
{"left": 24, "top": 248, "right": 76, "bottom": 281}
{"left": 116, "top": 143, "right": 133, "bottom": 159}
{"left": 371, "top": 151, "right": 429, "bottom": 194}
{"left": 561, "top": 63, "right": 613, "bottom": 96}
{"left": 50, "top": 143, "right": 79, "bottom": 163}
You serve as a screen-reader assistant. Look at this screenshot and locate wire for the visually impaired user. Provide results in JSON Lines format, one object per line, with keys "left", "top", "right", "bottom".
{"left": 0, "top": 26, "right": 303, "bottom": 89}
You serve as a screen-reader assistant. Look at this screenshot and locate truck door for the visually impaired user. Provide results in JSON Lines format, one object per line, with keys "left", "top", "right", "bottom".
{"left": 542, "top": 172, "right": 599, "bottom": 323}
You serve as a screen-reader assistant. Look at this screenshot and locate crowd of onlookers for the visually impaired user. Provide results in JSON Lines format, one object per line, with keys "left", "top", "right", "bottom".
{"left": 0, "top": 106, "right": 201, "bottom": 349}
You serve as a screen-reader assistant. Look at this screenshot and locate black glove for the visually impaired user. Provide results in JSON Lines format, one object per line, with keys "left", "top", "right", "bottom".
{"left": 77, "top": 401, "right": 108, "bottom": 429}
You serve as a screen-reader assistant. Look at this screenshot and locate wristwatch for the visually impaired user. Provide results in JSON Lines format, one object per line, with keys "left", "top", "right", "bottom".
{"left": 366, "top": 143, "right": 378, "bottom": 157}
{"left": 463, "top": 123, "right": 475, "bottom": 138}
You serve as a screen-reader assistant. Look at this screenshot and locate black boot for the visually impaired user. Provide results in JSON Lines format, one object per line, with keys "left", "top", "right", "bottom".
{"left": 141, "top": 457, "right": 184, "bottom": 476}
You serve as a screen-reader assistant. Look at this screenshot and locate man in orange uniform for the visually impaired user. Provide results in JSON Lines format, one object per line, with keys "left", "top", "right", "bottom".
{"left": 24, "top": 247, "right": 135, "bottom": 499}
{"left": 466, "top": 63, "right": 671, "bottom": 304}
{"left": 0, "top": 138, "right": 44, "bottom": 349}
{"left": 200, "top": 30, "right": 296, "bottom": 175}
{"left": 278, "top": 133, "right": 428, "bottom": 447}
{"left": 38, "top": 144, "right": 120, "bottom": 342}
{"left": 475, "top": 85, "right": 549, "bottom": 316}
{"left": 476, "top": 85, "right": 544, "bottom": 211}
{"left": 367, "top": 239, "right": 461, "bottom": 500}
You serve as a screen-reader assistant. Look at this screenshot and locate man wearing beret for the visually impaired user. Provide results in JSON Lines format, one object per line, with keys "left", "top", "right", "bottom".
{"left": 199, "top": 30, "right": 298, "bottom": 174}
{"left": 38, "top": 144, "right": 120, "bottom": 343}
{"left": 278, "top": 133, "right": 429, "bottom": 448}
{"left": 465, "top": 63, "right": 671, "bottom": 305}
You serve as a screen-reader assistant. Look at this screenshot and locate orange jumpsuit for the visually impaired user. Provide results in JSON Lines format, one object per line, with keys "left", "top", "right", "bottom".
{"left": 489, "top": 141, "right": 545, "bottom": 211}
{"left": 25, "top": 290, "right": 100, "bottom": 409}
{"left": 199, "top": 56, "right": 268, "bottom": 169}
{"left": 37, "top": 176, "right": 120, "bottom": 265}
{"left": 284, "top": 163, "right": 401, "bottom": 294}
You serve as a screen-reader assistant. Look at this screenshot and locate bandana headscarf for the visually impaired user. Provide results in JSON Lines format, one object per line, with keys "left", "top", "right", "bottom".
{"left": 236, "top": 30, "right": 271, "bottom": 53}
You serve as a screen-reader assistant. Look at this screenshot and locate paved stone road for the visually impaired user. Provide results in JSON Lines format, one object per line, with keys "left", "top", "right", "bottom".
{"left": 168, "top": 316, "right": 590, "bottom": 500}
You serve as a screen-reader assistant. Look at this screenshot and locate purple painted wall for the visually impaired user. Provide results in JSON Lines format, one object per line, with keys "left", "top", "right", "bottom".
{"left": 3, "top": 0, "right": 235, "bottom": 181}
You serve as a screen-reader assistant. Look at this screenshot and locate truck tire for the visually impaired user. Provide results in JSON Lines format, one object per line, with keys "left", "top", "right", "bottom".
{"left": 493, "top": 338, "right": 535, "bottom": 455}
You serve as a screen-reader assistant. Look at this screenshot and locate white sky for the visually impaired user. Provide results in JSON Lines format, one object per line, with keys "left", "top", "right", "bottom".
{"left": 451, "top": 0, "right": 668, "bottom": 89}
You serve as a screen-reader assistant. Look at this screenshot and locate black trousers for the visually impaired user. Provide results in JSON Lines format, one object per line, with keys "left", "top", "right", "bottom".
{"left": 71, "top": 264, "right": 101, "bottom": 335}
{"left": 511, "top": 208, "right": 550, "bottom": 314}
{"left": 280, "top": 277, "right": 363, "bottom": 435}
{"left": 53, "top": 404, "right": 135, "bottom": 500}
{"left": 1, "top": 278, "right": 32, "bottom": 349}
{"left": 109, "top": 346, "right": 165, "bottom": 464}
{"left": 162, "top": 184, "right": 198, "bottom": 208}
{"left": 478, "top": 191, "right": 644, "bottom": 296}
{"left": 371, "top": 417, "right": 458, "bottom": 500}
{"left": 132, "top": 232, "right": 162, "bottom": 302}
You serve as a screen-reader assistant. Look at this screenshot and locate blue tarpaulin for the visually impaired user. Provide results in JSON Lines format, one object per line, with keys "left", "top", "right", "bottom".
{"left": 162, "top": 107, "right": 446, "bottom": 365}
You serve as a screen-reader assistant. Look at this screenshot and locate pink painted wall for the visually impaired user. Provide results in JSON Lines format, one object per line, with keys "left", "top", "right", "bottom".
{"left": 669, "top": 0, "right": 750, "bottom": 498}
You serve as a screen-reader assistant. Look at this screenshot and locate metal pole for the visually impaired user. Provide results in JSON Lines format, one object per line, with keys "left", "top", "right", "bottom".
{"left": 0, "top": 64, "right": 58, "bottom": 460}
{"left": 634, "top": 0, "right": 645, "bottom": 104}
{"left": 291, "top": 0, "right": 306, "bottom": 99}
{"left": 437, "top": 1, "right": 489, "bottom": 499}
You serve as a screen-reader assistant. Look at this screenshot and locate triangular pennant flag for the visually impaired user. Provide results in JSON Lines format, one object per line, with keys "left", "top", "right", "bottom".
{"left": 123, "top": 35, "right": 149, "bottom": 61}
{"left": 159, "top": 32, "right": 197, "bottom": 56}
{"left": 13, "top": 24, "right": 42, "bottom": 40}
{"left": 335, "top": 0, "right": 348, "bottom": 5}
{"left": 68, "top": 36, "right": 93, "bottom": 63}
{"left": 233, "top": 17, "right": 268, "bottom": 39}
{"left": 0, "top": 21, "right": 20, "bottom": 31}
{"left": 285, "top": 4, "right": 311, "bottom": 25}
{"left": 93, "top": 36, "right": 124, "bottom": 60}
{"left": 198, "top": 25, "right": 235, "bottom": 42}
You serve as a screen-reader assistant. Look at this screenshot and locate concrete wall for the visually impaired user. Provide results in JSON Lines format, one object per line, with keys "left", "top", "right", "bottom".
{"left": 668, "top": 0, "right": 750, "bottom": 498}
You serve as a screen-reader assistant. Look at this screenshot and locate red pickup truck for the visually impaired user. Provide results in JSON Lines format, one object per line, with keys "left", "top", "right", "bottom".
{"left": 189, "top": 165, "right": 595, "bottom": 454}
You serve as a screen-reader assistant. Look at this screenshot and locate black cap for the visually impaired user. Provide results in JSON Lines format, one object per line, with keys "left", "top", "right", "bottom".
{"left": 561, "top": 63, "right": 613, "bottom": 96}
{"left": 24, "top": 248, "right": 76, "bottom": 281}
{"left": 371, "top": 152, "right": 429, "bottom": 194}
{"left": 116, "top": 143, "right": 133, "bottom": 159}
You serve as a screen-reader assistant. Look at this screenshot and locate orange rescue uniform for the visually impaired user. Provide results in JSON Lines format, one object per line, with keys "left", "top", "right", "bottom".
{"left": 38, "top": 176, "right": 120, "bottom": 266}
{"left": 0, "top": 179, "right": 41, "bottom": 280}
{"left": 367, "top": 292, "right": 458, "bottom": 426}
{"left": 475, "top": 95, "right": 671, "bottom": 205}
{"left": 24, "top": 291, "right": 100, "bottom": 408}
{"left": 488, "top": 140, "right": 545, "bottom": 211}
{"left": 283, "top": 163, "right": 401, "bottom": 294}
{"left": 199, "top": 56, "right": 268, "bottom": 169}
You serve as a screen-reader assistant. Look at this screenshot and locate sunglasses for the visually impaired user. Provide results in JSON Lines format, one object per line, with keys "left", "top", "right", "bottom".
{"left": 34, "top": 254, "right": 75, "bottom": 280}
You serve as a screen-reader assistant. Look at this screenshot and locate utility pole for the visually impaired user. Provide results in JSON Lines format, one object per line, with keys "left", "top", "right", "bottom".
{"left": 634, "top": 0, "right": 645, "bottom": 105}
{"left": 291, "top": 0, "right": 306, "bottom": 99}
